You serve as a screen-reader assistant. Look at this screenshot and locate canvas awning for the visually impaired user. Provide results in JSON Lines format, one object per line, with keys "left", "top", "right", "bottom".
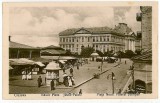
{"left": 41, "top": 56, "right": 77, "bottom": 60}
{"left": 9, "top": 58, "right": 35, "bottom": 66}
{"left": 59, "top": 60, "right": 67, "bottom": 64}
{"left": 9, "top": 66, "right": 14, "bottom": 70}
{"left": 91, "top": 52, "right": 99, "bottom": 57}
{"left": 35, "top": 62, "right": 45, "bottom": 67}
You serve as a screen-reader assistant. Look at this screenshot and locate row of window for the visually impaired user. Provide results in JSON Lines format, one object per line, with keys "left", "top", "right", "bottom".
{"left": 60, "top": 44, "right": 124, "bottom": 52}
{"left": 60, "top": 36, "right": 125, "bottom": 43}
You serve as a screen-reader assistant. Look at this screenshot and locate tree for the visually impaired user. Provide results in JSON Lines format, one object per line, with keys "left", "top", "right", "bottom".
{"left": 117, "top": 51, "right": 125, "bottom": 58}
{"left": 96, "top": 50, "right": 104, "bottom": 57}
{"left": 80, "top": 47, "right": 94, "bottom": 58}
{"left": 125, "top": 50, "right": 135, "bottom": 58}
{"left": 104, "top": 50, "right": 113, "bottom": 57}
{"left": 135, "top": 49, "right": 141, "bottom": 55}
{"left": 65, "top": 49, "right": 72, "bottom": 56}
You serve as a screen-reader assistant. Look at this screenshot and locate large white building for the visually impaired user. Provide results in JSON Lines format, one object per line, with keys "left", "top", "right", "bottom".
{"left": 59, "top": 23, "right": 141, "bottom": 54}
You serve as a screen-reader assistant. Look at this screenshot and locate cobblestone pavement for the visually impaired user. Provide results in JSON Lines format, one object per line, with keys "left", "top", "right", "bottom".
{"left": 9, "top": 58, "right": 132, "bottom": 94}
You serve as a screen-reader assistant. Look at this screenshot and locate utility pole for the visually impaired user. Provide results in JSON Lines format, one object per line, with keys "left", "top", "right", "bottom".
{"left": 131, "top": 64, "right": 135, "bottom": 93}
{"left": 107, "top": 72, "right": 115, "bottom": 94}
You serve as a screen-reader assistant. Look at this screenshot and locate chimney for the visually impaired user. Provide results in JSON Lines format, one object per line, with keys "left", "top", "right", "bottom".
{"left": 9, "top": 36, "right": 11, "bottom": 41}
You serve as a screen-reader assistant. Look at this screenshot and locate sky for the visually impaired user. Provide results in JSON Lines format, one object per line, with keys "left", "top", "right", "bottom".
{"left": 9, "top": 6, "right": 141, "bottom": 47}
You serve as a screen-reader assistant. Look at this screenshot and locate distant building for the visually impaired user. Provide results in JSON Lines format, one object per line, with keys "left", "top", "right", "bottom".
{"left": 59, "top": 23, "right": 139, "bottom": 54}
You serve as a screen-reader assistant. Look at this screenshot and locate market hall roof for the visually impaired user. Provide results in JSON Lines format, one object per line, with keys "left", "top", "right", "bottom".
{"left": 9, "top": 41, "right": 39, "bottom": 50}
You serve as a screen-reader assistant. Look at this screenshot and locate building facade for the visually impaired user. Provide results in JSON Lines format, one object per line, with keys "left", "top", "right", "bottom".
{"left": 130, "top": 6, "right": 152, "bottom": 93}
{"left": 59, "top": 23, "right": 139, "bottom": 54}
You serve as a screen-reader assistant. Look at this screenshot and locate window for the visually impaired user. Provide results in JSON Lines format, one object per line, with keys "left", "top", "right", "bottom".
{"left": 72, "top": 38, "right": 74, "bottom": 42}
{"left": 96, "top": 37, "right": 98, "bottom": 42}
{"left": 100, "top": 37, "right": 102, "bottom": 42}
{"left": 82, "top": 37, "right": 84, "bottom": 42}
{"left": 107, "top": 36, "right": 109, "bottom": 41}
{"left": 103, "top": 37, "right": 106, "bottom": 41}
{"left": 93, "top": 37, "right": 95, "bottom": 42}
{"left": 88, "top": 37, "right": 90, "bottom": 42}
{"left": 69, "top": 38, "right": 71, "bottom": 42}
{"left": 66, "top": 38, "right": 68, "bottom": 42}
{"left": 77, "top": 38, "right": 78, "bottom": 42}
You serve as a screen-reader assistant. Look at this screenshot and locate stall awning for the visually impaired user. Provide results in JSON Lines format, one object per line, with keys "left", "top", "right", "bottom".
{"left": 9, "top": 58, "right": 35, "bottom": 66}
{"left": 91, "top": 52, "right": 99, "bottom": 57}
{"left": 9, "top": 66, "right": 14, "bottom": 70}
{"left": 35, "top": 62, "right": 45, "bottom": 67}
{"left": 59, "top": 60, "right": 67, "bottom": 64}
{"left": 41, "top": 56, "right": 77, "bottom": 60}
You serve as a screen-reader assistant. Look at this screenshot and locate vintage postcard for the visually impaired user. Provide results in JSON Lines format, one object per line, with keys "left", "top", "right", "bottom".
{"left": 2, "top": 1, "right": 158, "bottom": 99}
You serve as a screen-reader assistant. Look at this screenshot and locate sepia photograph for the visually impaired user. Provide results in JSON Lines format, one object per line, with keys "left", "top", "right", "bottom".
{"left": 2, "top": 1, "right": 158, "bottom": 99}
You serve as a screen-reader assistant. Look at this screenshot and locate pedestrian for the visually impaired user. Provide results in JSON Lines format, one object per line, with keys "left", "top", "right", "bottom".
{"left": 63, "top": 73, "right": 68, "bottom": 87}
{"left": 125, "top": 60, "right": 126, "bottom": 64}
{"left": 37, "top": 76, "right": 42, "bottom": 88}
{"left": 79, "top": 89, "right": 82, "bottom": 95}
{"left": 22, "top": 70, "right": 26, "bottom": 80}
{"left": 71, "top": 76, "right": 75, "bottom": 85}
{"left": 45, "top": 77, "right": 46, "bottom": 84}
{"left": 50, "top": 79, "right": 55, "bottom": 90}
{"left": 68, "top": 76, "right": 72, "bottom": 87}
{"left": 77, "top": 64, "right": 79, "bottom": 70}
{"left": 117, "top": 89, "right": 121, "bottom": 94}
{"left": 70, "top": 68, "right": 73, "bottom": 76}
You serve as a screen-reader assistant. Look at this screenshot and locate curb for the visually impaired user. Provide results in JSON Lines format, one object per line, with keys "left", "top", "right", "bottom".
{"left": 56, "top": 63, "right": 121, "bottom": 89}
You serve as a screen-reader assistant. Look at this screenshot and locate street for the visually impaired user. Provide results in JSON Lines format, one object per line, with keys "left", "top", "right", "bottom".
{"left": 9, "top": 59, "right": 132, "bottom": 94}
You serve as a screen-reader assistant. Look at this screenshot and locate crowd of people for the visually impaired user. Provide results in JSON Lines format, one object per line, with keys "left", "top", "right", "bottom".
{"left": 63, "top": 68, "right": 75, "bottom": 87}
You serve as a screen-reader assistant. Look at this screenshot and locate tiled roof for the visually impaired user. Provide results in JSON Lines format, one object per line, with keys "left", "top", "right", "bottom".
{"left": 43, "top": 45, "right": 62, "bottom": 49}
{"left": 9, "top": 41, "right": 38, "bottom": 49}
{"left": 131, "top": 49, "right": 152, "bottom": 61}
{"left": 59, "top": 24, "right": 134, "bottom": 36}
{"left": 59, "top": 26, "right": 124, "bottom": 36}
{"left": 41, "top": 49, "right": 66, "bottom": 55}
{"left": 113, "top": 24, "right": 133, "bottom": 35}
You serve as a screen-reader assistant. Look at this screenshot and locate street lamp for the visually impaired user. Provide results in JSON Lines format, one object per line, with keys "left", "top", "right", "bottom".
{"left": 107, "top": 72, "right": 115, "bottom": 94}
{"left": 131, "top": 63, "right": 135, "bottom": 93}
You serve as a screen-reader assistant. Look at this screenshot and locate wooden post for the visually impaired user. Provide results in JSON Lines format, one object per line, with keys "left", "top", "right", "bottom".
{"left": 17, "top": 49, "right": 19, "bottom": 59}
{"left": 29, "top": 50, "right": 32, "bottom": 59}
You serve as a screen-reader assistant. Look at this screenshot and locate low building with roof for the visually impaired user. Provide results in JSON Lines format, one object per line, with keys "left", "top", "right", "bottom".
{"left": 59, "top": 23, "right": 140, "bottom": 54}
{"left": 9, "top": 37, "right": 41, "bottom": 59}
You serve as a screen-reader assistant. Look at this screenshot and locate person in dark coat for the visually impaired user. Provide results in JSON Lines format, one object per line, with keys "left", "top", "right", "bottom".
{"left": 37, "top": 76, "right": 42, "bottom": 87}
{"left": 70, "top": 68, "right": 73, "bottom": 76}
{"left": 50, "top": 79, "right": 55, "bottom": 90}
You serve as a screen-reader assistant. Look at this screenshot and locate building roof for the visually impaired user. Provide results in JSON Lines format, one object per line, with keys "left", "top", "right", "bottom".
{"left": 59, "top": 23, "right": 134, "bottom": 37}
{"left": 113, "top": 23, "right": 133, "bottom": 35}
{"left": 43, "top": 45, "right": 63, "bottom": 49}
{"left": 41, "top": 49, "right": 66, "bottom": 55}
{"left": 131, "top": 49, "right": 152, "bottom": 62}
{"left": 59, "top": 26, "right": 124, "bottom": 36}
{"left": 44, "top": 61, "right": 61, "bottom": 70}
{"left": 9, "top": 41, "right": 38, "bottom": 49}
